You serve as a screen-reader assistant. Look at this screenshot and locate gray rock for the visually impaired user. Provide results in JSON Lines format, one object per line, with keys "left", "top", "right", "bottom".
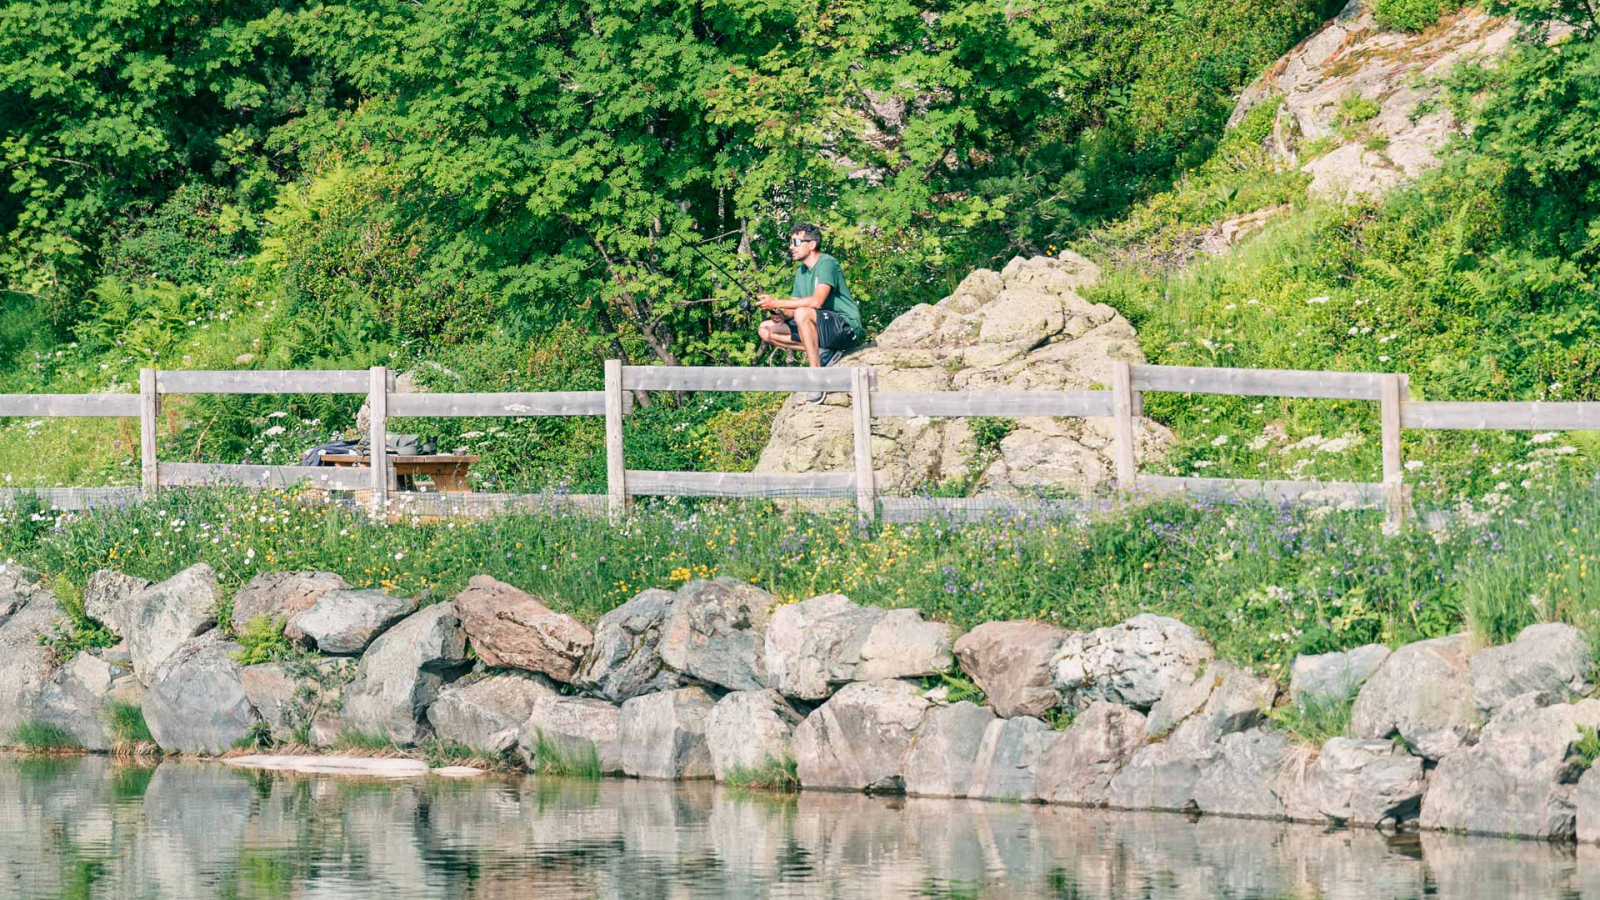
{"left": 517, "top": 696, "right": 625, "bottom": 775}
{"left": 659, "top": 578, "right": 777, "bottom": 692}
{"left": 765, "top": 594, "right": 954, "bottom": 701}
{"left": 1192, "top": 728, "right": 1293, "bottom": 819}
{"left": 31, "top": 652, "right": 120, "bottom": 750}
{"left": 618, "top": 686, "right": 717, "bottom": 780}
{"left": 229, "top": 571, "right": 348, "bottom": 634}
{"left": 142, "top": 632, "right": 257, "bottom": 754}
{"left": 1034, "top": 701, "right": 1148, "bottom": 806}
{"left": 903, "top": 701, "right": 997, "bottom": 797}
{"left": 1420, "top": 692, "right": 1600, "bottom": 839}
{"left": 83, "top": 569, "right": 150, "bottom": 637}
{"left": 575, "top": 588, "right": 683, "bottom": 701}
{"left": 1308, "top": 737, "right": 1425, "bottom": 825}
{"left": 125, "top": 564, "right": 221, "bottom": 685}
{"left": 0, "top": 577, "right": 64, "bottom": 740}
{"left": 1169, "top": 661, "right": 1277, "bottom": 746}
{"left": 341, "top": 603, "right": 471, "bottom": 745}
{"left": 453, "top": 576, "right": 593, "bottom": 682}
{"left": 1577, "top": 767, "right": 1600, "bottom": 843}
{"left": 240, "top": 659, "right": 352, "bottom": 746}
{"left": 285, "top": 589, "right": 417, "bottom": 655}
{"left": 1471, "top": 622, "right": 1593, "bottom": 716}
{"left": 0, "top": 564, "right": 39, "bottom": 623}
{"left": 792, "top": 679, "right": 932, "bottom": 793}
{"left": 1289, "top": 644, "right": 1390, "bottom": 705}
{"left": 966, "top": 716, "right": 1061, "bottom": 801}
{"left": 1349, "top": 633, "right": 1478, "bottom": 760}
{"left": 427, "top": 672, "right": 559, "bottom": 755}
{"left": 706, "top": 689, "right": 805, "bottom": 782}
{"left": 1052, "top": 614, "right": 1214, "bottom": 711}
{"left": 1105, "top": 729, "right": 1220, "bottom": 812}
{"left": 953, "top": 620, "right": 1068, "bottom": 718}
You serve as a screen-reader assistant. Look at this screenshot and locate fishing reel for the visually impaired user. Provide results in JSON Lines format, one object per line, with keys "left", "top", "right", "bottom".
{"left": 738, "top": 296, "right": 755, "bottom": 313}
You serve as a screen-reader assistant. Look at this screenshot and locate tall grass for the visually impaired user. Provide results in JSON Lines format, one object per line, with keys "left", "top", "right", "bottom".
{"left": 723, "top": 755, "right": 799, "bottom": 793}
{"left": 1456, "top": 487, "right": 1600, "bottom": 645}
{"left": 525, "top": 730, "right": 602, "bottom": 779}
{"left": 8, "top": 720, "right": 82, "bottom": 752}
{"left": 107, "top": 701, "right": 153, "bottom": 745}
{"left": 1270, "top": 688, "right": 1358, "bottom": 747}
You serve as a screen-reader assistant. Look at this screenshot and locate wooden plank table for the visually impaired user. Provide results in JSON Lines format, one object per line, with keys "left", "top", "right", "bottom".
{"left": 321, "top": 454, "right": 480, "bottom": 493}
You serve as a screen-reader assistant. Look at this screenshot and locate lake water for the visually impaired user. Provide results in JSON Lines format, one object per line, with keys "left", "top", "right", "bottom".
{"left": 0, "top": 755, "right": 1594, "bottom": 899}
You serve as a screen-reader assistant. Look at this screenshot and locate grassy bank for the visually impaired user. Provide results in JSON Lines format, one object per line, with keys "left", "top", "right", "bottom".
{"left": 5, "top": 481, "right": 1597, "bottom": 676}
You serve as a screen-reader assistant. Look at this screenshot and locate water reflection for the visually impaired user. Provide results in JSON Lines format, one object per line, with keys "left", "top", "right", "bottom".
{"left": 0, "top": 755, "right": 1593, "bottom": 899}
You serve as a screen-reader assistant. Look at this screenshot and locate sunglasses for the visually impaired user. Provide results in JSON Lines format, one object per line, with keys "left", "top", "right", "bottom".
{"left": 789, "top": 237, "right": 815, "bottom": 247}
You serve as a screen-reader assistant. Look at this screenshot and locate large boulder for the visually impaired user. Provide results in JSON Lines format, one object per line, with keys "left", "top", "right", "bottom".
{"left": 953, "top": 620, "right": 1068, "bottom": 718}
{"left": 517, "top": 696, "right": 625, "bottom": 775}
{"left": 229, "top": 571, "right": 348, "bottom": 634}
{"left": 765, "top": 594, "right": 954, "bottom": 701}
{"left": 0, "top": 572, "right": 63, "bottom": 739}
{"left": 1289, "top": 644, "right": 1390, "bottom": 705}
{"left": 966, "top": 716, "right": 1061, "bottom": 801}
{"left": 1104, "top": 733, "right": 1219, "bottom": 813}
{"left": 452, "top": 576, "right": 593, "bottom": 682}
{"left": 142, "top": 631, "right": 257, "bottom": 754}
{"left": 792, "top": 679, "right": 932, "bottom": 793}
{"left": 1053, "top": 615, "right": 1214, "bottom": 711}
{"left": 706, "top": 689, "right": 805, "bottom": 782}
{"left": 125, "top": 564, "right": 221, "bottom": 685}
{"left": 1147, "top": 661, "right": 1277, "bottom": 745}
{"left": 240, "top": 659, "right": 351, "bottom": 747}
{"left": 1420, "top": 692, "right": 1600, "bottom": 839}
{"left": 1470, "top": 622, "right": 1593, "bottom": 716}
{"left": 1305, "top": 737, "right": 1425, "bottom": 826}
{"left": 1349, "top": 633, "right": 1477, "bottom": 760}
{"left": 1033, "top": 701, "right": 1149, "bottom": 807}
{"left": 617, "top": 686, "right": 717, "bottom": 780}
{"left": 341, "top": 603, "right": 472, "bottom": 745}
{"left": 30, "top": 652, "right": 122, "bottom": 750}
{"left": 426, "top": 672, "right": 560, "bottom": 755}
{"left": 285, "top": 589, "right": 416, "bottom": 655}
{"left": 575, "top": 588, "right": 683, "bottom": 701}
{"left": 903, "top": 701, "right": 997, "bottom": 797}
{"left": 1192, "top": 728, "right": 1296, "bottom": 820}
{"left": 1577, "top": 767, "right": 1600, "bottom": 843}
{"left": 82, "top": 569, "right": 150, "bottom": 637}
{"left": 659, "top": 578, "right": 777, "bottom": 692}
{"left": 754, "top": 254, "right": 1172, "bottom": 495}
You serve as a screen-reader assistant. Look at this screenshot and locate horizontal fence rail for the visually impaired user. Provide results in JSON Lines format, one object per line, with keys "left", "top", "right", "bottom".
{"left": 2, "top": 361, "right": 1598, "bottom": 528}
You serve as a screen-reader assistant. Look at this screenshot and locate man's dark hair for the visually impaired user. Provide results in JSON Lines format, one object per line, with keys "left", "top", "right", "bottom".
{"left": 790, "top": 223, "right": 823, "bottom": 248}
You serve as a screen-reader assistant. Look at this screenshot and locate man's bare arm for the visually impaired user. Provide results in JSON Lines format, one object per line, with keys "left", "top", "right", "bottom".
{"left": 759, "top": 283, "right": 831, "bottom": 311}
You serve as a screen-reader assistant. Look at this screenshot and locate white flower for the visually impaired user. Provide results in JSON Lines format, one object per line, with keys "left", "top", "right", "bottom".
{"left": 1404, "top": 460, "right": 1424, "bottom": 471}
{"left": 1307, "top": 296, "right": 1330, "bottom": 304}
{"left": 267, "top": 411, "right": 288, "bottom": 419}
{"left": 1211, "top": 434, "right": 1229, "bottom": 447}
{"left": 1529, "top": 432, "right": 1559, "bottom": 445}
{"left": 262, "top": 425, "right": 285, "bottom": 437}
{"left": 1378, "top": 355, "right": 1390, "bottom": 362}
{"left": 1193, "top": 460, "right": 1215, "bottom": 469}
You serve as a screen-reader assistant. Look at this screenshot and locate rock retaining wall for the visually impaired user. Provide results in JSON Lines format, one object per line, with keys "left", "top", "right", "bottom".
{"left": 6, "top": 562, "right": 1600, "bottom": 842}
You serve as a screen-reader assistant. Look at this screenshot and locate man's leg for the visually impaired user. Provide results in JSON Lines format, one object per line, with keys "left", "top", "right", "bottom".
{"left": 791, "top": 306, "right": 823, "bottom": 368}
{"left": 758, "top": 316, "right": 804, "bottom": 353}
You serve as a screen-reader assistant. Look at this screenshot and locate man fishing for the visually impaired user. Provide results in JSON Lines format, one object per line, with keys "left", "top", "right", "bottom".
{"left": 755, "top": 224, "right": 863, "bottom": 402}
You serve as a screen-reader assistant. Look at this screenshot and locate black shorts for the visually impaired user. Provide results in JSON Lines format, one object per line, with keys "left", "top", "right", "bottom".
{"left": 788, "top": 310, "right": 858, "bottom": 351}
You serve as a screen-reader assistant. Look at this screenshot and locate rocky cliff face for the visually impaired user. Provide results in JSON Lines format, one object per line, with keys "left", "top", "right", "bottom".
{"left": 755, "top": 253, "right": 1172, "bottom": 496}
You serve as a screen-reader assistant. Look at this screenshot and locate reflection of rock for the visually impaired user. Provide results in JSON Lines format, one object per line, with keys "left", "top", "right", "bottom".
{"left": 954, "top": 620, "right": 1067, "bottom": 718}
{"left": 765, "top": 594, "right": 954, "bottom": 701}
{"left": 1470, "top": 622, "right": 1593, "bottom": 716}
{"left": 792, "top": 679, "right": 931, "bottom": 793}
{"left": 1349, "top": 633, "right": 1477, "bottom": 760}
{"left": 1053, "top": 614, "right": 1214, "bottom": 711}
{"left": 755, "top": 254, "right": 1172, "bottom": 496}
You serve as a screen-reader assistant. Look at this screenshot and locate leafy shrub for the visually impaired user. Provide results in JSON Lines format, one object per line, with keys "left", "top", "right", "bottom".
{"left": 1373, "top": 0, "right": 1457, "bottom": 30}
{"left": 104, "top": 184, "right": 255, "bottom": 286}
{"left": 38, "top": 573, "right": 116, "bottom": 665}
{"left": 232, "top": 616, "right": 294, "bottom": 666}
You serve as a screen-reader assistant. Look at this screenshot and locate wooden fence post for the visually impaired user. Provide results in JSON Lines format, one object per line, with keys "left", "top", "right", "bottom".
{"left": 1381, "top": 373, "right": 1405, "bottom": 532}
{"left": 1111, "top": 360, "right": 1137, "bottom": 491}
{"left": 369, "top": 366, "right": 389, "bottom": 521}
{"left": 139, "top": 368, "right": 158, "bottom": 500}
{"left": 850, "top": 366, "right": 876, "bottom": 522}
{"left": 604, "top": 359, "right": 627, "bottom": 520}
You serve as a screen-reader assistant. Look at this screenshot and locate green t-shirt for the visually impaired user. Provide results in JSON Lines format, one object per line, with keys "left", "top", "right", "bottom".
{"left": 792, "top": 253, "right": 862, "bottom": 337}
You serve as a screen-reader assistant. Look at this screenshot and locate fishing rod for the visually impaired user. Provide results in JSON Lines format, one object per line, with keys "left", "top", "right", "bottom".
{"left": 680, "top": 234, "right": 763, "bottom": 313}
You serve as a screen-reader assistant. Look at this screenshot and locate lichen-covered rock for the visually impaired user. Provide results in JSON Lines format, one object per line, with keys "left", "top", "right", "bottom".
{"left": 765, "top": 594, "right": 954, "bottom": 701}
{"left": 1349, "top": 633, "right": 1477, "bottom": 760}
{"left": 31, "top": 652, "right": 120, "bottom": 750}
{"left": 125, "top": 564, "right": 221, "bottom": 685}
{"left": 240, "top": 659, "right": 351, "bottom": 747}
{"left": 953, "top": 620, "right": 1068, "bottom": 718}
{"left": 754, "top": 254, "right": 1172, "bottom": 496}
{"left": 903, "top": 701, "right": 997, "bottom": 797}
{"left": 706, "top": 689, "right": 805, "bottom": 781}
{"left": 575, "top": 588, "right": 682, "bottom": 702}
{"left": 1307, "top": 737, "right": 1425, "bottom": 825}
{"left": 229, "top": 571, "right": 348, "bottom": 634}
{"left": 142, "top": 632, "right": 257, "bottom": 755}
{"left": 1034, "top": 701, "right": 1148, "bottom": 807}
{"left": 1420, "top": 692, "right": 1600, "bottom": 839}
{"left": 659, "top": 578, "right": 777, "bottom": 692}
{"left": 0, "top": 574, "right": 63, "bottom": 739}
{"left": 966, "top": 716, "right": 1061, "bottom": 801}
{"left": 1289, "top": 644, "right": 1390, "bottom": 706}
{"left": 1053, "top": 614, "right": 1214, "bottom": 711}
{"left": 792, "top": 679, "right": 932, "bottom": 793}
{"left": 83, "top": 569, "right": 150, "bottom": 637}
{"left": 617, "top": 687, "right": 717, "bottom": 780}
{"left": 427, "top": 672, "right": 560, "bottom": 754}
{"left": 285, "top": 589, "right": 417, "bottom": 655}
{"left": 341, "top": 603, "right": 471, "bottom": 745}
{"left": 452, "top": 576, "right": 593, "bottom": 682}
{"left": 1470, "top": 622, "right": 1593, "bottom": 716}
{"left": 517, "top": 696, "right": 625, "bottom": 775}
{"left": 1193, "top": 728, "right": 1294, "bottom": 820}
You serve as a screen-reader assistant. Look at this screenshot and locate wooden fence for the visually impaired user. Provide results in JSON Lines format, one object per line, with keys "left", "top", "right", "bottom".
{"left": 0, "top": 361, "right": 1591, "bottom": 529}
